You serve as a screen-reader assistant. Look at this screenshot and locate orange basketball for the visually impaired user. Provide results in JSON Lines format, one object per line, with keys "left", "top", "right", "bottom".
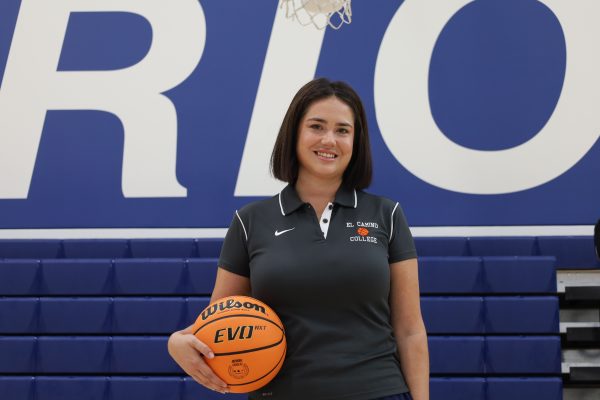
{"left": 192, "top": 295, "right": 286, "bottom": 393}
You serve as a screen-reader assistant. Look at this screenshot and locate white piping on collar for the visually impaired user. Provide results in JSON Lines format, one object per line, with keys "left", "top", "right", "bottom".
{"left": 390, "top": 202, "right": 399, "bottom": 240}
{"left": 235, "top": 210, "right": 248, "bottom": 241}
{"left": 353, "top": 189, "right": 357, "bottom": 208}
{"left": 278, "top": 191, "right": 285, "bottom": 216}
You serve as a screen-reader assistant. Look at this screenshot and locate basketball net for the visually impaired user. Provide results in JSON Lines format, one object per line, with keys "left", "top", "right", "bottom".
{"left": 280, "top": 0, "right": 352, "bottom": 30}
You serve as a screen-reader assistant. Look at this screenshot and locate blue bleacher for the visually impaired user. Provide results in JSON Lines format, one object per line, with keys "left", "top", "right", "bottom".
{"left": 112, "top": 298, "right": 187, "bottom": 333}
{"left": 0, "top": 236, "right": 581, "bottom": 400}
{"left": 0, "top": 376, "right": 561, "bottom": 400}
{"left": 35, "top": 377, "right": 108, "bottom": 400}
{"left": 0, "top": 377, "right": 33, "bottom": 400}
{"left": 486, "top": 378, "right": 563, "bottom": 400}
{"left": 37, "top": 336, "right": 110, "bottom": 373}
{"left": 113, "top": 259, "right": 187, "bottom": 294}
{"left": 0, "top": 259, "right": 39, "bottom": 295}
{"left": 430, "top": 378, "right": 486, "bottom": 400}
{"left": 428, "top": 336, "right": 485, "bottom": 373}
{"left": 484, "top": 296, "right": 559, "bottom": 333}
{"left": 129, "top": 239, "right": 198, "bottom": 258}
{"left": 63, "top": 239, "right": 130, "bottom": 258}
{"left": 0, "top": 298, "right": 38, "bottom": 333}
{"left": 419, "top": 257, "right": 483, "bottom": 293}
{"left": 41, "top": 259, "right": 113, "bottom": 295}
{"left": 414, "top": 237, "right": 470, "bottom": 256}
{"left": 486, "top": 336, "right": 561, "bottom": 374}
{"left": 39, "top": 298, "right": 111, "bottom": 333}
{"left": 482, "top": 256, "right": 556, "bottom": 293}
{"left": 109, "top": 377, "right": 182, "bottom": 400}
{"left": 421, "top": 297, "right": 484, "bottom": 333}
{"left": 0, "top": 240, "right": 62, "bottom": 259}
{"left": 538, "top": 236, "right": 600, "bottom": 268}
{"left": 111, "top": 337, "right": 179, "bottom": 373}
{"left": 468, "top": 237, "right": 538, "bottom": 256}
{"left": 421, "top": 296, "right": 559, "bottom": 334}
{"left": 187, "top": 258, "right": 218, "bottom": 294}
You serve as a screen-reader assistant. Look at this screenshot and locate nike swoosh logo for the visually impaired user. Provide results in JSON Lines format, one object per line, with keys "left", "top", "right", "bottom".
{"left": 274, "top": 228, "right": 295, "bottom": 236}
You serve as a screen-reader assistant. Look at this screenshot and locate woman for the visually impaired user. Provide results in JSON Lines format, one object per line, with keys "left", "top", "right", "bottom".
{"left": 168, "top": 78, "right": 429, "bottom": 400}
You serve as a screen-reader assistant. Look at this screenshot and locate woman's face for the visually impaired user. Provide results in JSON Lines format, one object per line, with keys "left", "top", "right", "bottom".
{"left": 296, "top": 96, "right": 355, "bottom": 183}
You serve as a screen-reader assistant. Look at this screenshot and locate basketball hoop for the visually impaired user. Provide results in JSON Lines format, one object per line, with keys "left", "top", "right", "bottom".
{"left": 280, "top": 0, "right": 352, "bottom": 30}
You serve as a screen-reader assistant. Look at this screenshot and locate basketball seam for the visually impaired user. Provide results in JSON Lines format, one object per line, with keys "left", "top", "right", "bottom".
{"left": 193, "top": 313, "right": 284, "bottom": 336}
{"left": 213, "top": 334, "right": 285, "bottom": 357}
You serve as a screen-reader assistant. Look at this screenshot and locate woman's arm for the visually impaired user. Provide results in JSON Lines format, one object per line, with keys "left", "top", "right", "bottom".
{"left": 210, "top": 267, "right": 251, "bottom": 301}
{"left": 389, "top": 258, "right": 429, "bottom": 400}
{"left": 168, "top": 267, "right": 251, "bottom": 393}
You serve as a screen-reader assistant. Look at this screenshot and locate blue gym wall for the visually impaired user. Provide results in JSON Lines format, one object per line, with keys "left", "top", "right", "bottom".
{"left": 0, "top": 0, "right": 599, "bottom": 229}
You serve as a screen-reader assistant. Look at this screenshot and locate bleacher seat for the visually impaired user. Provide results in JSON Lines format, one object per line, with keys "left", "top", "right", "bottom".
{"left": 39, "top": 298, "right": 111, "bottom": 334}
{"left": 469, "top": 237, "right": 537, "bottom": 256}
{"left": 482, "top": 256, "right": 556, "bottom": 293}
{"left": 538, "top": 236, "right": 600, "bottom": 268}
{"left": 0, "top": 337, "right": 36, "bottom": 373}
{"left": 484, "top": 296, "right": 559, "bottom": 333}
{"left": 195, "top": 239, "right": 224, "bottom": 258}
{"left": 414, "top": 238, "right": 469, "bottom": 256}
{"left": 62, "top": 239, "right": 130, "bottom": 258}
{"left": 486, "top": 378, "right": 562, "bottom": 400}
{"left": 421, "top": 296, "right": 559, "bottom": 334}
{"left": 0, "top": 298, "right": 38, "bottom": 333}
{"left": 486, "top": 336, "right": 561, "bottom": 373}
{"left": 37, "top": 336, "right": 110, "bottom": 373}
{"left": 0, "top": 376, "right": 33, "bottom": 400}
{"left": 419, "top": 257, "right": 483, "bottom": 293}
{"left": 0, "top": 240, "right": 62, "bottom": 259}
{"left": 113, "top": 259, "right": 186, "bottom": 294}
{"left": 112, "top": 298, "right": 186, "bottom": 333}
{"left": 421, "top": 297, "right": 484, "bottom": 334}
{"left": 187, "top": 259, "right": 218, "bottom": 295}
{"left": 428, "top": 336, "right": 485, "bottom": 373}
{"left": 430, "top": 378, "right": 486, "bottom": 400}
{"left": 111, "top": 337, "right": 179, "bottom": 373}
{"left": 129, "top": 239, "right": 197, "bottom": 258}
{"left": 109, "top": 377, "right": 181, "bottom": 400}
{"left": 0, "top": 259, "right": 39, "bottom": 295}
{"left": 41, "top": 259, "right": 112, "bottom": 295}
{"left": 35, "top": 376, "right": 107, "bottom": 400}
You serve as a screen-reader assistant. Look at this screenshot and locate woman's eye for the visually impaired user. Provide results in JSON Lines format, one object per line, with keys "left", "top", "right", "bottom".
{"left": 310, "top": 124, "right": 322, "bottom": 130}
{"left": 338, "top": 128, "right": 349, "bottom": 134}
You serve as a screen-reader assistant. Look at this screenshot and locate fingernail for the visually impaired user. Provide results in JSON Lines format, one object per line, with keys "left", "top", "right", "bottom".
{"left": 208, "top": 352, "right": 214, "bottom": 359}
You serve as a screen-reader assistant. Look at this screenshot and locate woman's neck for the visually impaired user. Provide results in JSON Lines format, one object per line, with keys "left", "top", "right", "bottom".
{"left": 295, "top": 174, "right": 341, "bottom": 215}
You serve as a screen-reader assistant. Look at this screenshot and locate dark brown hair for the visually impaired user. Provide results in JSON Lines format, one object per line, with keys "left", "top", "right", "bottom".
{"left": 270, "top": 78, "right": 372, "bottom": 189}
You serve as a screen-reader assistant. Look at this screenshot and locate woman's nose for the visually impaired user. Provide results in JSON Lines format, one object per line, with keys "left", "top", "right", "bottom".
{"left": 321, "top": 130, "right": 335, "bottom": 145}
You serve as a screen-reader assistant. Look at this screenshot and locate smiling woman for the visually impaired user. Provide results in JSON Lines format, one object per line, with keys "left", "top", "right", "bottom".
{"left": 168, "top": 78, "right": 428, "bottom": 400}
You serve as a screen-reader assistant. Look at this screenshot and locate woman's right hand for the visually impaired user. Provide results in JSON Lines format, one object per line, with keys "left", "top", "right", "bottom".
{"left": 167, "top": 330, "right": 229, "bottom": 394}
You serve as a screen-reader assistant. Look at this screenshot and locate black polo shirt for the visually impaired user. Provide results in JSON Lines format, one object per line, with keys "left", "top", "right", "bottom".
{"left": 218, "top": 184, "right": 417, "bottom": 400}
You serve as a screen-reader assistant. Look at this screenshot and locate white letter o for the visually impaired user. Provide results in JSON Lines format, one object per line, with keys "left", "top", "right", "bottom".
{"left": 374, "top": 0, "right": 600, "bottom": 194}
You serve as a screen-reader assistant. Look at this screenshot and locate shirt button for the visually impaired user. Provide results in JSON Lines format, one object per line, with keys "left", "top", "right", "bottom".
{"left": 322, "top": 218, "right": 328, "bottom": 224}
{"left": 328, "top": 204, "right": 333, "bottom": 210}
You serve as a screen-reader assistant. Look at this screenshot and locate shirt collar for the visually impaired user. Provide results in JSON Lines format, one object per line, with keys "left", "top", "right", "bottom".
{"left": 278, "top": 184, "right": 357, "bottom": 216}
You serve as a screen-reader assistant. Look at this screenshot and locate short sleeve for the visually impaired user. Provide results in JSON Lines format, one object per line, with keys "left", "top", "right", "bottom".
{"left": 218, "top": 211, "right": 250, "bottom": 277}
{"left": 388, "top": 203, "right": 417, "bottom": 263}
